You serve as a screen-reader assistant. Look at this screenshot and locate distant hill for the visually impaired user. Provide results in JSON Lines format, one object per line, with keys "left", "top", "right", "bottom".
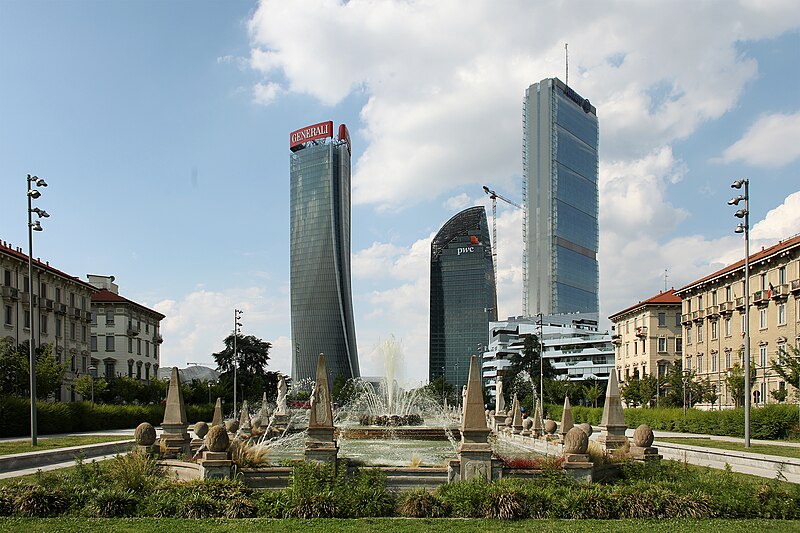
{"left": 157, "top": 365, "right": 220, "bottom": 383}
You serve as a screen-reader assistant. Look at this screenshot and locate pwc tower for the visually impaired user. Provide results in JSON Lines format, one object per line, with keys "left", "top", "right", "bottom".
{"left": 289, "top": 121, "right": 359, "bottom": 383}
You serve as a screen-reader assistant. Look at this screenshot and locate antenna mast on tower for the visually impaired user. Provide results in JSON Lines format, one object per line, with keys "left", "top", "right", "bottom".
{"left": 565, "top": 43, "right": 569, "bottom": 86}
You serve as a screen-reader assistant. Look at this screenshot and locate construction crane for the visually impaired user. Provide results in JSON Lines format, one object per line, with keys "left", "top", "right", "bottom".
{"left": 482, "top": 185, "right": 522, "bottom": 297}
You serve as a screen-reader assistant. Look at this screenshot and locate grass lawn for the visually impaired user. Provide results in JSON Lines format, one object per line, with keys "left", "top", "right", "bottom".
{"left": 0, "top": 518, "right": 799, "bottom": 533}
{"left": 0, "top": 435, "right": 131, "bottom": 457}
{"left": 658, "top": 437, "right": 800, "bottom": 459}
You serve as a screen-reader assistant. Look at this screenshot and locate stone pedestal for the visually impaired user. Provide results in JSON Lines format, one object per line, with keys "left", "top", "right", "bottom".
{"left": 305, "top": 426, "right": 339, "bottom": 463}
{"left": 563, "top": 454, "right": 594, "bottom": 483}
{"left": 199, "top": 451, "right": 232, "bottom": 480}
{"left": 629, "top": 446, "right": 662, "bottom": 463}
{"left": 304, "top": 354, "right": 338, "bottom": 464}
{"left": 492, "top": 413, "right": 507, "bottom": 432}
{"left": 134, "top": 444, "right": 157, "bottom": 456}
{"left": 272, "top": 413, "right": 290, "bottom": 431}
{"left": 159, "top": 434, "right": 191, "bottom": 459}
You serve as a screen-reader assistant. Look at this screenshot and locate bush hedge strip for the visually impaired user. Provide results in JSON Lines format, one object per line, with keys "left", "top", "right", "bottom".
{"left": 0, "top": 397, "right": 212, "bottom": 437}
{"left": 542, "top": 404, "right": 799, "bottom": 440}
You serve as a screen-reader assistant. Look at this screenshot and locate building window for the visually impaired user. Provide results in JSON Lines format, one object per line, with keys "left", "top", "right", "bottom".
{"left": 760, "top": 345, "right": 767, "bottom": 369}
{"left": 725, "top": 285, "right": 732, "bottom": 302}
{"left": 82, "top": 355, "right": 87, "bottom": 373}
{"left": 145, "top": 322, "right": 149, "bottom": 334}
{"left": 675, "top": 313, "right": 681, "bottom": 327}
{"left": 779, "top": 266, "right": 787, "bottom": 285}
{"left": 40, "top": 315, "right": 47, "bottom": 334}
{"left": 760, "top": 273, "right": 767, "bottom": 291}
{"left": 712, "top": 291, "right": 717, "bottom": 306}
{"left": 70, "top": 355, "right": 76, "bottom": 372}
{"left": 634, "top": 341, "right": 638, "bottom": 355}
{"left": 91, "top": 336, "right": 97, "bottom": 352}
{"left": 55, "top": 287, "right": 61, "bottom": 303}
{"left": 145, "top": 364, "right": 150, "bottom": 380}
{"left": 81, "top": 296, "right": 87, "bottom": 311}
{"left": 104, "top": 360, "right": 114, "bottom": 379}
{"left": 760, "top": 308, "right": 767, "bottom": 329}
{"left": 726, "top": 351, "right": 731, "bottom": 369}
{"left": 711, "top": 321, "right": 717, "bottom": 340}
{"left": 712, "top": 354, "right": 717, "bottom": 372}
{"left": 70, "top": 322, "right": 76, "bottom": 340}
{"left": 725, "top": 317, "right": 731, "bottom": 337}
{"left": 697, "top": 295, "right": 703, "bottom": 309}
{"left": 128, "top": 361, "right": 133, "bottom": 378}
{"left": 137, "top": 338, "right": 141, "bottom": 355}
{"left": 3, "top": 270, "right": 11, "bottom": 287}
{"left": 686, "top": 357, "right": 692, "bottom": 371}
{"left": 4, "top": 305, "right": 12, "bottom": 326}
{"left": 697, "top": 323, "right": 703, "bottom": 342}
{"left": 81, "top": 325, "right": 87, "bottom": 342}
{"left": 70, "top": 292, "right": 75, "bottom": 307}
{"left": 686, "top": 327, "right": 692, "bottom": 345}
{"left": 145, "top": 341, "right": 150, "bottom": 357}
{"left": 136, "top": 362, "right": 142, "bottom": 380}
{"left": 676, "top": 337, "right": 682, "bottom": 353}
{"left": 106, "top": 311, "right": 114, "bottom": 325}
{"left": 697, "top": 355, "right": 703, "bottom": 373}
{"left": 23, "top": 310, "right": 30, "bottom": 329}
{"left": 91, "top": 312, "right": 97, "bottom": 325}
{"left": 40, "top": 282, "right": 47, "bottom": 299}
{"left": 778, "top": 303, "right": 786, "bottom": 325}
{"left": 658, "top": 312, "right": 666, "bottom": 327}
{"left": 153, "top": 345, "right": 158, "bottom": 359}
{"left": 56, "top": 317, "right": 61, "bottom": 337}
{"left": 106, "top": 335, "right": 115, "bottom": 351}
{"left": 128, "top": 338, "right": 133, "bottom": 353}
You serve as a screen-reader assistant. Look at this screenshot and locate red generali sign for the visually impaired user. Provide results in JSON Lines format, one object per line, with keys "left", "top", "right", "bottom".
{"left": 290, "top": 121, "right": 333, "bottom": 150}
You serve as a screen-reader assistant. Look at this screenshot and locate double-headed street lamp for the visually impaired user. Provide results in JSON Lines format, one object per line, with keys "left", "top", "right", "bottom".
{"left": 27, "top": 174, "right": 49, "bottom": 446}
{"left": 729, "top": 178, "right": 751, "bottom": 448}
{"left": 233, "top": 309, "right": 243, "bottom": 416}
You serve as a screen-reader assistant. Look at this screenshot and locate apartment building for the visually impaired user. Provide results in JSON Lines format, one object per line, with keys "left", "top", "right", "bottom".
{"left": 88, "top": 275, "right": 164, "bottom": 381}
{"left": 675, "top": 234, "right": 800, "bottom": 408}
{"left": 608, "top": 290, "right": 683, "bottom": 385}
{"left": 1, "top": 240, "right": 95, "bottom": 401}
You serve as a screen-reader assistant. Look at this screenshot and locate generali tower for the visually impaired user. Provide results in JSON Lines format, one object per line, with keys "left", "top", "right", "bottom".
{"left": 289, "top": 121, "right": 360, "bottom": 384}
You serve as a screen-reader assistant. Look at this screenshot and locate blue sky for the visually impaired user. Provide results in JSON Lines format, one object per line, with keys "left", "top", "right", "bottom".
{"left": 2, "top": 1, "right": 799, "bottom": 384}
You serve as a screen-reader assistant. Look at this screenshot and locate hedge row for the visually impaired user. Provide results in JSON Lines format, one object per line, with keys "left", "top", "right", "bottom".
{"left": 543, "top": 404, "right": 799, "bottom": 440}
{"left": 0, "top": 396, "right": 212, "bottom": 437}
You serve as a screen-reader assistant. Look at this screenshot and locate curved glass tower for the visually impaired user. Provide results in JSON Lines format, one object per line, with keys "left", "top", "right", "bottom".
{"left": 429, "top": 206, "right": 497, "bottom": 391}
{"left": 290, "top": 122, "right": 359, "bottom": 383}
{"left": 523, "top": 77, "right": 599, "bottom": 319}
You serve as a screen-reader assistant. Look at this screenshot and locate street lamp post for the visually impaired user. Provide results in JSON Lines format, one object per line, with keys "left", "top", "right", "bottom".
{"left": 233, "top": 309, "right": 243, "bottom": 416}
{"left": 27, "top": 174, "right": 49, "bottom": 446}
{"left": 536, "top": 313, "right": 544, "bottom": 404}
{"left": 88, "top": 365, "right": 97, "bottom": 409}
{"left": 729, "top": 178, "right": 751, "bottom": 448}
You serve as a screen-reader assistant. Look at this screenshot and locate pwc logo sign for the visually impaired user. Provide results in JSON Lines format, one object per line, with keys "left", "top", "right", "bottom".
{"left": 457, "top": 236, "right": 481, "bottom": 256}
{"left": 290, "top": 121, "right": 334, "bottom": 151}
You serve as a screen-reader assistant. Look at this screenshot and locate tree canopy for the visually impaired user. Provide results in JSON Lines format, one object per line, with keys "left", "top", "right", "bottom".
{"left": 0, "top": 339, "right": 66, "bottom": 399}
{"left": 212, "top": 333, "right": 279, "bottom": 405}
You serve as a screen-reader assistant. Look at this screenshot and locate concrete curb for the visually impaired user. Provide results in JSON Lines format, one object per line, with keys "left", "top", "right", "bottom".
{"left": 0, "top": 440, "right": 134, "bottom": 473}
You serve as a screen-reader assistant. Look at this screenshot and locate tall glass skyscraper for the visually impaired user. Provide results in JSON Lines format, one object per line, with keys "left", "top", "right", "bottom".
{"left": 290, "top": 121, "right": 359, "bottom": 384}
{"left": 429, "top": 206, "right": 497, "bottom": 391}
{"left": 523, "top": 77, "right": 599, "bottom": 319}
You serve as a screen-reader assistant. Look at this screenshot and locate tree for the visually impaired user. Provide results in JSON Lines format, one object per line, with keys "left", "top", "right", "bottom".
{"left": 771, "top": 388, "right": 788, "bottom": 403}
{"left": 620, "top": 375, "right": 643, "bottom": 407}
{"left": 502, "top": 333, "right": 556, "bottom": 405}
{"left": 72, "top": 374, "right": 108, "bottom": 402}
{"left": 422, "top": 376, "right": 457, "bottom": 407}
{"left": 582, "top": 379, "right": 604, "bottom": 408}
{"left": 332, "top": 375, "right": 357, "bottom": 405}
{"left": 213, "top": 333, "right": 279, "bottom": 404}
{"left": 725, "top": 362, "right": 756, "bottom": 408}
{"left": 771, "top": 345, "right": 800, "bottom": 402}
{"left": 0, "top": 340, "right": 65, "bottom": 399}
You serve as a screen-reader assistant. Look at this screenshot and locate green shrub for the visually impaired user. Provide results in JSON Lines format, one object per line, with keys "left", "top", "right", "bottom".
{"left": 84, "top": 487, "right": 138, "bottom": 517}
{"left": 341, "top": 469, "right": 394, "bottom": 517}
{"left": 12, "top": 483, "right": 70, "bottom": 517}
{"left": 435, "top": 479, "right": 488, "bottom": 518}
{"left": 179, "top": 491, "right": 222, "bottom": 518}
{"left": 0, "top": 486, "right": 15, "bottom": 516}
{"left": 257, "top": 490, "right": 291, "bottom": 518}
{"left": 104, "top": 452, "right": 164, "bottom": 493}
{"left": 396, "top": 488, "right": 449, "bottom": 518}
{"left": 483, "top": 479, "right": 529, "bottom": 520}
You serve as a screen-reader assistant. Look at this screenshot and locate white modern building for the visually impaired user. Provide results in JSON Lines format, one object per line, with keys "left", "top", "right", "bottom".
{"left": 88, "top": 275, "right": 164, "bottom": 381}
{"left": 482, "top": 313, "right": 614, "bottom": 400}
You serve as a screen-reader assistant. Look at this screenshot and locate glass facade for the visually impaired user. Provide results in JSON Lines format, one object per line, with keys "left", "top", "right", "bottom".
{"left": 429, "top": 207, "right": 497, "bottom": 391}
{"left": 523, "top": 77, "right": 599, "bottom": 318}
{"left": 290, "top": 131, "right": 359, "bottom": 384}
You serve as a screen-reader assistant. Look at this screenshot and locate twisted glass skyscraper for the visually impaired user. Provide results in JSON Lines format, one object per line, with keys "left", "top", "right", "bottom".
{"left": 429, "top": 206, "right": 497, "bottom": 391}
{"left": 523, "top": 77, "right": 599, "bottom": 319}
{"left": 290, "top": 122, "right": 359, "bottom": 383}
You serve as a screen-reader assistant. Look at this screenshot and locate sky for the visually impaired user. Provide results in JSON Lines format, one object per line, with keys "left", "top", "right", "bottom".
{"left": 1, "top": 1, "right": 799, "bottom": 387}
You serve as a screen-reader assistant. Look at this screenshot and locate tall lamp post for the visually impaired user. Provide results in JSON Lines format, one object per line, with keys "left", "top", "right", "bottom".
{"left": 27, "top": 174, "right": 49, "bottom": 446}
{"left": 88, "top": 365, "right": 97, "bottom": 408}
{"left": 233, "top": 309, "right": 243, "bottom": 416}
{"left": 729, "top": 178, "right": 751, "bottom": 448}
{"left": 536, "top": 313, "right": 544, "bottom": 404}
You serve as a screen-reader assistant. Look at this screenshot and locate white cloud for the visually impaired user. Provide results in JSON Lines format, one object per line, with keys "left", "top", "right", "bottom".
{"left": 253, "top": 81, "right": 283, "bottom": 105}
{"left": 719, "top": 112, "right": 800, "bottom": 167}
{"left": 153, "top": 285, "right": 292, "bottom": 375}
{"left": 248, "top": 0, "right": 799, "bottom": 210}
{"left": 443, "top": 193, "right": 471, "bottom": 212}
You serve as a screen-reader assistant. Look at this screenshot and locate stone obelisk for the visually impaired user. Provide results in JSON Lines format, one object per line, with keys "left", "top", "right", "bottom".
{"left": 160, "top": 367, "right": 191, "bottom": 458}
{"left": 456, "top": 355, "right": 494, "bottom": 482}
{"left": 598, "top": 370, "right": 627, "bottom": 451}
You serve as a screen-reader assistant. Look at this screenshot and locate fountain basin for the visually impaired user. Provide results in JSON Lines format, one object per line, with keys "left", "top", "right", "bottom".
{"left": 341, "top": 425, "right": 460, "bottom": 441}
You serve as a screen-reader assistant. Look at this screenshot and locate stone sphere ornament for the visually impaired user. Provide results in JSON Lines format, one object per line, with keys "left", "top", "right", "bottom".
{"left": 206, "top": 425, "right": 230, "bottom": 452}
{"left": 225, "top": 419, "right": 239, "bottom": 433}
{"left": 134, "top": 422, "right": 157, "bottom": 446}
{"left": 194, "top": 421, "right": 208, "bottom": 439}
{"left": 251, "top": 417, "right": 262, "bottom": 429}
{"left": 577, "top": 423, "right": 593, "bottom": 437}
{"left": 633, "top": 424, "right": 655, "bottom": 447}
{"left": 505, "top": 416, "right": 513, "bottom": 425}
{"left": 563, "top": 427, "right": 589, "bottom": 454}
{"left": 522, "top": 418, "right": 533, "bottom": 430}
{"left": 544, "top": 419, "right": 557, "bottom": 434}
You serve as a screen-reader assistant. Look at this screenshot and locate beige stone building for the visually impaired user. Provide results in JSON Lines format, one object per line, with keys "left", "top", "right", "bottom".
{"left": 609, "top": 289, "right": 683, "bottom": 388}
{"left": 88, "top": 275, "right": 164, "bottom": 382}
{"left": 1, "top": 240, "right": 96, "bottom": 401}
{"left": 675, "top": 234, "right": 800, "bottom": 408}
